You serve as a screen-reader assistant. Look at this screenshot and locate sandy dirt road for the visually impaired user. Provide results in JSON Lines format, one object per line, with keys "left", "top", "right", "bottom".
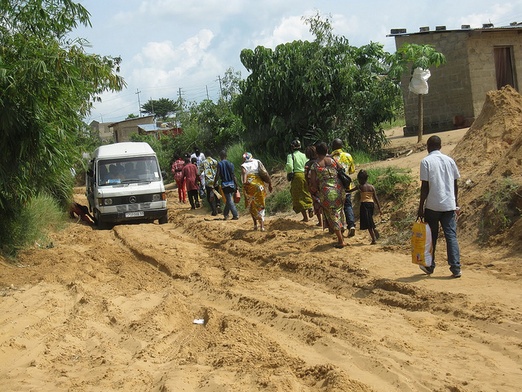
{"left": 1, "top": 123, "right": 521, "bottom": 391}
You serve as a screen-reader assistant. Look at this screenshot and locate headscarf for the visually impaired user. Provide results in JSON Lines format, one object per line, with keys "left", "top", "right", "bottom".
{"left": 242, "top": 152, "right": 253, "bottom": 162}
{"left": 291, "top": 139, "right": 301, "bottom": 150}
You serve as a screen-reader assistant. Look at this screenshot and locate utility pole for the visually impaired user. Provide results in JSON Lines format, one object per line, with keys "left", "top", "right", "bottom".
{"left": 177, "top": 88, "right": 183, "bottom": 109}
{"left": 217, "top": 75, "right": 223, "bottom": 99}
{"left": 136, "top": 89, "right": 142, "bottom": 117}
{"left": 206, "top": 85, "right": 209, "bottom": 100}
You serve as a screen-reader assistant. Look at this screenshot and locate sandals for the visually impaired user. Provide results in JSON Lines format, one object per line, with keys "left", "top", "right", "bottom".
{"left": 334, "top": 243, "right": 345, "bottom": 249}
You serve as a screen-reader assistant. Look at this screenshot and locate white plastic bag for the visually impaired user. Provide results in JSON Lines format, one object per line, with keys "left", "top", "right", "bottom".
{"left": 411, "top": 221, "right": 433, "bottom": 267}
{"left": 409, "top": 67, "right": 431, "bottom": 95}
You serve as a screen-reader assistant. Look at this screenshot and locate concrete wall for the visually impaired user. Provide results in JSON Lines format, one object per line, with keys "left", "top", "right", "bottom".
{"left": 89, "top": 121, "right": 114, "bottom": 143}
{"left": 394, "top": 28, "right": 522, "bottom": 136}
{"left": 395, "top": 31, "right": 474, "bottom": 135}
{"left": 467, "top": 30, "right": 522, "bottom": 117}
{"left": 111, "top": 116, "right": 154, "bottom": 143}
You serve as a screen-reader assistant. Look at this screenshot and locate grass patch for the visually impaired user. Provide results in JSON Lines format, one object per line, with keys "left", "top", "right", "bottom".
{"left": 266, "top": 188, "right": 292, "bottom": 215}
{"left": 356, "top": 166, "right": 416, "bottom": 245}
{"left": 351, "top": 150, "right": 378, "bottom": 165}
{"left": 1, "top": 193, "right": 66, "bottom": 256}
{"left": 364, "top": 166, "right": 414, "bottom": 205}
{"left": 478, "top": 178, "right": 521, "bottom": 242}
{"left": 380, "top": 109, "right": 405, "bottom": 130}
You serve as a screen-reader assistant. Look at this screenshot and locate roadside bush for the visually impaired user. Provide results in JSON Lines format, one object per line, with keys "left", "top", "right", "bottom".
{"left": 351, "top": 150, "right": 378, "bottom": 165}
{"left": 478, "top": 178, "right": 521, "bottom": 243}
{"left": 365, "top": 166, "right": 414, "bottom": 205}
{"left": 356, "top": 166, "right": 415, "bottom": 245}
{"left": 266, "top": 188, "right": 292, "bottom": 215}
{"left": 1, "top": 193, "right": 66, "bottom": 256}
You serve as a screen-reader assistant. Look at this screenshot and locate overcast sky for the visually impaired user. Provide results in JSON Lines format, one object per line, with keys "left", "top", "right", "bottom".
{"left": 75, "top": 1, "right": 522, "bottom": 124}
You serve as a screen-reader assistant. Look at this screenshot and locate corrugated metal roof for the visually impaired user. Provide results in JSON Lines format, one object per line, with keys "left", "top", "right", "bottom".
{"left": 138, "top": 124, "right": 163, "bottom": 132}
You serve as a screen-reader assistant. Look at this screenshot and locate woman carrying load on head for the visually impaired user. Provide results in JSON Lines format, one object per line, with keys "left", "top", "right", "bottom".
{"left": 241, "top": 152, "right": 272, "bottom": 231}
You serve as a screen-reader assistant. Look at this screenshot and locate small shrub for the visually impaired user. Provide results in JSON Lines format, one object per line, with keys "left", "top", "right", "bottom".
{"left": 478, "top": 178, "right": 521, "bottom": 242}
{"left": 266, "top": 188, "right": 292, "bottom": 215}
{"left": 1, "top": 193, "right": 66, "bottom": 256}
{"left": 351, "top": 150, "right": 378, "bottom": 165}
{"left": 365, "top": 166, "right": 414, "bottom": 204}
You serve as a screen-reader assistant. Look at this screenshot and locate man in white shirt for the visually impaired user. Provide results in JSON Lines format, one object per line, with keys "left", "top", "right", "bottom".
{"left": 191, "top": 147, "right": 206, "bottom": 199}
{"left": 417, "top": 135, "right": 462, "bottom": 278}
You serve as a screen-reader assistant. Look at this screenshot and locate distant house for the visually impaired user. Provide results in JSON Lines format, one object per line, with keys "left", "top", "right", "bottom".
{"left": 109, "top": 115, "right": 155, "bottom": 142}
{"left": 137, "top": 123, "right": 183, "bottom": 139}
{"left": 89, "top": 120, "right": 114, "bottom": 143}
{"left": 390, "top": 23, "right": 522, "bottom": 135}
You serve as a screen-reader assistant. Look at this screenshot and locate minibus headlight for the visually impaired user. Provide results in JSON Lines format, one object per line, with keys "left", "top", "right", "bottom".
{"left": 152, "top": 194, "right": 161, "bottom": 202}
{"left": 104, "top": 198, "right": 113, "bottom": 206}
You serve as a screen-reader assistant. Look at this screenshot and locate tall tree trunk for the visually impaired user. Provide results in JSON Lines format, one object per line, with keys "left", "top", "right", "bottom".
{"left": 417, "top": 94, "right": 424, "bottom": 143}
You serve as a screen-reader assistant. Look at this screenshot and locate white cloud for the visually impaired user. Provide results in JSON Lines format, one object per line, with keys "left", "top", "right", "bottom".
{"left": 80, "top": 0, "right": 522, "bottom": 123}
{"left": 459, "top": 3, "right": 515, "bottom": 28}
{"left": 253, "top": 14, "right": 313, "bottom": 48}
{"left": 131, "top": 29, "right": 215, "bottom": 88}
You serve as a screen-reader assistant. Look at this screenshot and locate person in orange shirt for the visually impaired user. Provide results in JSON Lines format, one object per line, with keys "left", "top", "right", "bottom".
{"left": 354, "top": 170, "right": 381, "bottom": 244}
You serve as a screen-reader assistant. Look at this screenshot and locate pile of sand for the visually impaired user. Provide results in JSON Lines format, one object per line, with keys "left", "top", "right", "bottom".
{"left": 451, "top": 85, "right": 522, "bottom": 251}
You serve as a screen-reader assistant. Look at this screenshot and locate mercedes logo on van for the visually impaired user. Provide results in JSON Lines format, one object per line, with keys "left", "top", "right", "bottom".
{"left": 129, "top": 196, "right": 137, "bottom": 204}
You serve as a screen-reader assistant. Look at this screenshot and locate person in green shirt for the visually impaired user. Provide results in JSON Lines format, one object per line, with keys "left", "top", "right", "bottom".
{"left": 286, "top": 139, "right": 313, "bottom": 222}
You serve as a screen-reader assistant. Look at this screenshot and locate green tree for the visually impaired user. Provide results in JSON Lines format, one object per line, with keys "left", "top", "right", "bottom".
{"left": 0, "top": 0, "right": 125, "bottom": 245}
{"left": 234, "top": 13, "right": 402, "bottom": 157}
{"left": 161, "top": 67, "right": 245, "bottom": 160}
{"left": 391, "top": 43, "right": 446, "bottom": 143}
{"left": 169, "top": 98, "right": 244, "bottom": 156}
{"left": 219, "top": 67, "right": 242, "bottom": 102}
{"left": 141, "top": 97, "right": 178, "bottom": 120}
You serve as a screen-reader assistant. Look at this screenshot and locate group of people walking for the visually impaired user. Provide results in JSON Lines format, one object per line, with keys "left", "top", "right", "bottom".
{"left": 286, "top": 135, "right": 462, "bottom": 278}
{"left": 172, "top": 147, "right": 274, "bottom": 230}
{"left": 171, "top": 134, "right": 462, "bottom": 277}
{"left": 171, "top": 147, "right": 205, "bottom": 209}
{"left": 286, "top": 138, "right": 381, "bottom": 248}
{"left": 171, "top": 140, "right": 381, "bottom": 247}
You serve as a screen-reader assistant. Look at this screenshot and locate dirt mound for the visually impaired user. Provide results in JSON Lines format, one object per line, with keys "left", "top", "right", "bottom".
{"left": 451, "top": 85, "right": 522, "bottom": 252}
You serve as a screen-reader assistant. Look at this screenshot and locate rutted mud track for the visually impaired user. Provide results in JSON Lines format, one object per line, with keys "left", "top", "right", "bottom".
{"left": 1, "top": 192, "right": 521, "bottom": 392}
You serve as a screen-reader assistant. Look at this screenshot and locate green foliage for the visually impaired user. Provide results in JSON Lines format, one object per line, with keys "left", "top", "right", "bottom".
{"left": 351, "top": 150, "right": 378, "bottom": 165}
{"left": 478, "top": 178, "right": 521, "bottom": 242}
{"left": 129, "top": 133, "right": 172, "bottom": 179}
{"left": 363, "top": 166, "right": 414, "bottom": 204}
{"left": 160, "top": 91, "right": 245, "bottom": 167}
{"left": 141, "top": 97, "right": 179, "bottom": 120}
{"left": 392, "top": 43, "right": 446, "bottom": 74}
{"left": 380, "top": 104, "right": 405, "bottom": 130}
{"left": 266, "top": 188, "right": 292, "bottom": 215}
{"left": 222, "top": 142, "right": 246, "bottom": 180}
{"left": 1, "top": 193, "right": 66, "bottom": 256}
{"left": 355, "top": 166, "right": 415, "bottom": 245}
{"left": 234, "top": 13, "right": 402, "bottom": 158}
{"left": 0, "top": 0, "right": 125, "bottom": 248}
{"left": 219, "top": 67, "right": 242, "bottom": 102}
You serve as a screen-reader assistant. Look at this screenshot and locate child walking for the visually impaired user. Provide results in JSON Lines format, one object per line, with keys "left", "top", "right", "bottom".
{"left": 356, "top": 170, "right": 382, "bottom": 244}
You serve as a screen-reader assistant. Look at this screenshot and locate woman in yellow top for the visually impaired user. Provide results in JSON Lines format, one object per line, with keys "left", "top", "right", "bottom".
{"left": 355, "top": 170, "right": 382, "bottom": 244}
